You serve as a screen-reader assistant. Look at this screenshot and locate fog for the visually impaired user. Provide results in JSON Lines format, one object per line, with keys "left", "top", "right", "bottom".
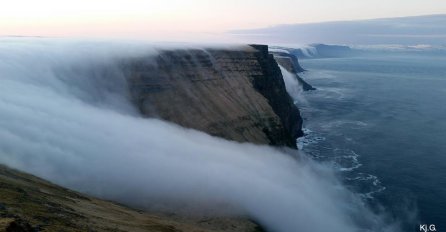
{"left": 0, "top": 39, "right": 397, "bottom": 232}
{"left": 279, "top": 65, "right": 307, "bottom": 104}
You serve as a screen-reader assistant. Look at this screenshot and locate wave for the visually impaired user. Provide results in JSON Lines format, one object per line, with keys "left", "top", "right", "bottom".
{"left": 297, "top": 128, "right": 385, "bottom": 201}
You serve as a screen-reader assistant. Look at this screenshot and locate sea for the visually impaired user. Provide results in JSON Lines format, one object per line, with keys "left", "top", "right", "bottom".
{"left": 297, "top": 50, "right": 446, "bottom": 231}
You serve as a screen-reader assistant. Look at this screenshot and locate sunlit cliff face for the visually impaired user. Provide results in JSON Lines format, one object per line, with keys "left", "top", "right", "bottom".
{"left": 0, "top": 38, "right": 399, "bottom": 232}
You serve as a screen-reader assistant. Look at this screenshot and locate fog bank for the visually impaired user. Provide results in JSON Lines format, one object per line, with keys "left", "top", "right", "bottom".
{"left": 279, "top": 65, "right": 307, "bottom": 105}
{"left": 0, "top": 39, "right": 397, "bottom": 232}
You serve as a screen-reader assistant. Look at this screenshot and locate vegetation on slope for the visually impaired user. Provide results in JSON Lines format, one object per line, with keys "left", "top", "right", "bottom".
{"left": 0, "top": 165, "right": 261, "bottom": 232}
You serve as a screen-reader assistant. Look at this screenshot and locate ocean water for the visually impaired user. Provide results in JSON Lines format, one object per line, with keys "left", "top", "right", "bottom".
{"left": 298, "top": 52, "right": 446, "bottom": 231}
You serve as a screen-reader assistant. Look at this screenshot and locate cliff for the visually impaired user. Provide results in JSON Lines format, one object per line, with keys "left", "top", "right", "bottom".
{"left": 269, "top": 51, "right": 316, "bottom": 91}
{"left": 269, "top": 50, "right": 305, "bottom": 73}
{"left": 123, "top": 45, "right": 303, "bottom": 148}
{"left": 275, "top": 44, "right": 354, "bottom": 59}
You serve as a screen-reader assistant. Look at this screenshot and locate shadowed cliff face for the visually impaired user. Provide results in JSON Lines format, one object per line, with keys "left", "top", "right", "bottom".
{"left": 123, "top": 45, "right": 302, "bottom": 148}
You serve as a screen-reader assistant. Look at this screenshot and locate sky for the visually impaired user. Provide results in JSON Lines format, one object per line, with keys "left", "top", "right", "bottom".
{"left": 1, "top": 0, "right": 446, "bottom": 41}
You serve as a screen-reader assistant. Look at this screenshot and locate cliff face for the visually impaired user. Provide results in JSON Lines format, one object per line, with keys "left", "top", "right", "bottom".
{"left": 250, "top": 45, "right": 304, "bottom": 144}
{"left": 123, "top": 45, "right": 303, "bottom": 148}
{"left": 270, "top": 51, "right": 316, "bottom": 91}
{"left": 275, "top": 44, "right": 354, "bottom": 59}
{"left": 269, "top": 51, "right": 305, "bottom": 73}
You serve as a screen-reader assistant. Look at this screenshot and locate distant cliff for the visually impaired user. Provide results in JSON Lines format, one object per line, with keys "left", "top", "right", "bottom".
{"left": 269, "top": 50, "right": 315, "bottom": 91}
{"left": 269, "top": 50, "right": 305, "bottom": 73}
{"left": 122, "top": 45, "right": 303, "bottom": 148}
{"left": 274, "top": 44, "right": 354, "bottom": 59}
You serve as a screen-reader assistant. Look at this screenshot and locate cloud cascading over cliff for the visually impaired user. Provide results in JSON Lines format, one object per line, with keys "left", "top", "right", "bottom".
{"left": 0, "top": 39, "right": 397, "bottom": 232}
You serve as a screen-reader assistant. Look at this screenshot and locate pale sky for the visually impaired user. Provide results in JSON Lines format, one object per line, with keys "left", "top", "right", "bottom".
{"left": 1, "top": 0, "right": 446, "bottom": 41}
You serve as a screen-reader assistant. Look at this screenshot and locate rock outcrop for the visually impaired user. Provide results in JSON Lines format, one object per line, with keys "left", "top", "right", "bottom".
{"left": 123, "top": 45, "right": 303, "bottom": 148}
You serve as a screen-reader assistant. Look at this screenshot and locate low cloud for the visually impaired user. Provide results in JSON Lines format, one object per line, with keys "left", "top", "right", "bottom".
{"left": 0, "top": 39, "right": 398, "bottom": 232}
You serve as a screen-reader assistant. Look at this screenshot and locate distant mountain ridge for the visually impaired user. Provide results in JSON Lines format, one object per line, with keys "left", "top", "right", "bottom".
{"left": 230, "top": 14, "right": 446, "bottom": 45}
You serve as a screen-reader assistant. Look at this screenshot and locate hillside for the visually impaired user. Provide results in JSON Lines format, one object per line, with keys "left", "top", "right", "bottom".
{"left": 0, "top": 165, "right": 262, "bottom": 232}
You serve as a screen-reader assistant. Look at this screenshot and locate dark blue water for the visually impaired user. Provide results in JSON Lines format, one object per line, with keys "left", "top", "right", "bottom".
{"left": 298, "top": 53, "right": 446, "bottom": 231}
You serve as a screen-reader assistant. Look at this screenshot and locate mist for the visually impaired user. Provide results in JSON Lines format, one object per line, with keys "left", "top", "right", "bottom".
{"left": 0, "top": 39, "right": 397, "bottom": 232}
{"left": 279, "top": 65, "right": 308, "bottom": 105}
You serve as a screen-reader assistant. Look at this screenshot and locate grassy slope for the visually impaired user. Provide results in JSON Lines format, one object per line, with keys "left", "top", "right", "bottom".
{"left": 0, "top": 165, "right": 261, "bottom": 232}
